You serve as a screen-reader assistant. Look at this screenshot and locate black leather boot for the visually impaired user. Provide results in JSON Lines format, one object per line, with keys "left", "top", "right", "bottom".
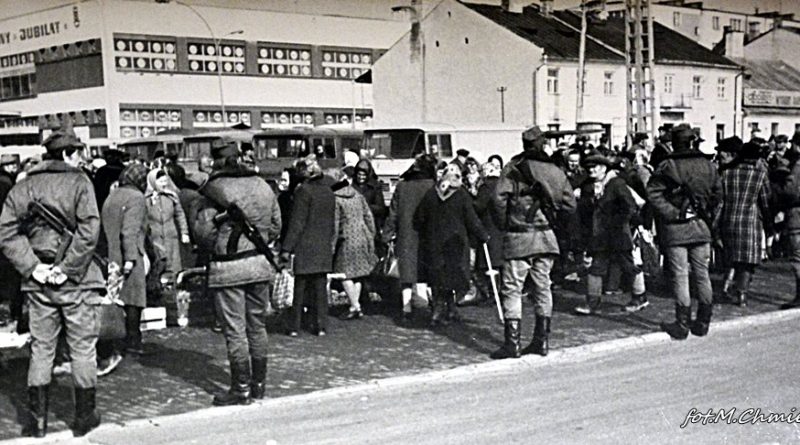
{"left": 490, "top": 319, "right": 521, "bottom": 359}
{"left": 213, "top": 362, "right": 252, "bottom": 406}
{"left": 72, "top": 387, "right": 101, "bottom": 437}
{"left": 445, "top": 292, "right": 462, "bottom": 323}
{"left": 691, "top": 303, "right": 713, "bottom": 337}
{"left": 430, "top": 290, "right": 447, "bottom": 327}
{"left": 661, "top": 304, "right": 691, "bottom": 340}
{"left": 25, "top": 385, "right": 48, "bottom": 438}
{"left": 250, "top": 357, "right": 267, "bottom": 400}
{"left": 522, "top": 315, "right": 550, "bottom": 356}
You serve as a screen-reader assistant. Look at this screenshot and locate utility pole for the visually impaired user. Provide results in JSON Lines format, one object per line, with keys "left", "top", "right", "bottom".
{"left": 497, "top": 86, "right": 507, "bottom": 123}
{"left": 576, "top": 0, "right": 587, "bottom": 125}
{"left": 625, "top": 0, "right": 656, "bottom": 148}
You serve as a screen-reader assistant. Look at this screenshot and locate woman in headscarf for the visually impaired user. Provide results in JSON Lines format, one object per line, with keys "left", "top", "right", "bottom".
{"left": 414, "top": 164, "right": 489, "bottom": 326}
{"left": 145, "top": 169, "right": 190, "bottom": 283}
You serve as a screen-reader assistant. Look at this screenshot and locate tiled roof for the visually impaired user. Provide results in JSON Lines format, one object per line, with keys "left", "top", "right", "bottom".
{"left": 735, "top": 58, "right": 800, "bottom": 90}
{"left": 463, "top": 2, "right": 738, "bottom": 68}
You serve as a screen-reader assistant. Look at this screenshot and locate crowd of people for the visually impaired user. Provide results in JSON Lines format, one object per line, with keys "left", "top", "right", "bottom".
{"left": 1, "top": 119, "right": 799, "bottom": 438}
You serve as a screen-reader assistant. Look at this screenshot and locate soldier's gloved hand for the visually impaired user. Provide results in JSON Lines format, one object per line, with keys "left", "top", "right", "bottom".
{"left": 47, "top": 266, "right": 68, "bottom": 286}
{"left": 123, "top": 261, "right": 135, "bottom": 277}
{"left": 32, "top": 263, "right": 52, "bottom": 285}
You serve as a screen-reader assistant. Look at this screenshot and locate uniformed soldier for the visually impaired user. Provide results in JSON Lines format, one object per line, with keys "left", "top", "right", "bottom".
{"left": 0, "top": 129, "right": 103, "bottom": 437}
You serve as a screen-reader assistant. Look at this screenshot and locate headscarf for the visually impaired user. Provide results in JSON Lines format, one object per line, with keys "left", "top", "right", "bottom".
{"left": 118, "top": 163, "right": 149, "bottom": 193}
{"left": 481, "top": 161, "right": 500, "bottom": 179}
{"left": 436, "top": 163, "right": 463, "bottom": 201}
{"left": 145, "top": 168, "right": 180, "bottom": 202}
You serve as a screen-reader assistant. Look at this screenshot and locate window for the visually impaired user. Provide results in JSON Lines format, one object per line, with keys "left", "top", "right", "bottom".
{"left": 673, "top": 11, "right": 681, "bottom": 26}
{"left": 257, "top": 44, "right": 312, "bottom": 77}
{"left": 717, "top": 77, "right": 726, "bottom": 99}
{"left": 603, "top": 71, "right": 614, "bottom": 95}
{"left": 664, "top": 74, "right": 673, "bottom": 94}
{"left": 730, "top": 18, "right": 742, "bottom": 31}
{"left": 748, "top": 21, "right": 761, "bottom": 36}
{"left": 187, "top": 41, "right": 246, "bottom": 74}
{"left": 260, "top": 111, "right": 314, "bottom": 127}
{"left": 716, "top": 124, "right": 725, "bottom": 142}
{"left": 0, "top": 51, "right": 36, "bottom": 102}
{"left": 119, "top": 108, "right": 181, "bottom": 139}
{"left": 692, "top": 75, "right": 702, "bottom": 98}
{"left": 772, "top": 122, "right": 779, "bottom": 136}
{"left": 193, "top": 109, "right": 250, "bottom": 128}
{"left": 114, "top": 36, "right": 177, "bottom": 72}
{"left": 547, "top": 68, "right": 559, "bottom": 94}
{"left": 323, "top": 113, "right": 371, "bottom": 125}
{"left": 321, "top": 49, "right": 372, "bottom": 80}
{"left": 427, "top": 134, "right": 452, "bottom": 158}
{"left": 712, "top": 16, "right": 720, "bottom": 30}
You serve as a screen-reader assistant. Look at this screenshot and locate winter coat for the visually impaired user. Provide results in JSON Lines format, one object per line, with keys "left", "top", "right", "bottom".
{"left": 102, "top": 184, "right": 147, "bottom": 307}
{"left": 473, "top": 176, "right": 504, "bottom": 269}
{"left": 282, "top": 174, "right": 336, "bottom": 275}
{"left": 194, "top": 167, "right": 281, "bottom": 287}
{"left": 0, "top": 160, "right": 104, "bottom": 302}
{"left": 414, "top": 186, "right": 488, "bottom": 293}
{"left": 0, "top": 170, "right": 14, "bottom": 207}
{"left": 582, "top": 173, "right": 638, "bottom": 254}
{"left": 383, "top": 174, "right": 435, "bottom": 284}
{"left": 92, "top": 161, "right": 124, "bottom": 210}
{"left": 646, "top": 151, "right": 720, "bottom": 248}
{"left": 774, "top": 161, "right": 800, "bottom": 234}
{"left": 353, "top": 159, "right": 387, "bottom": 230}
{"left": 333, "top": 184, "right": 377, "bottom": 279}
{"left": 719, "top": 159, "right": 771, "bottom": 265}
{"left": 492, "top": 150, "right": 577, "bottom": 260}
{"left": 145, "top": 190, "right": 188, "bottom": 277}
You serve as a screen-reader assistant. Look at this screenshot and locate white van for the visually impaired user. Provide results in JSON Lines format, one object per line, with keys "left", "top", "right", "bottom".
{"left": 363, "top": 124, "right": 526, "bottom": 199}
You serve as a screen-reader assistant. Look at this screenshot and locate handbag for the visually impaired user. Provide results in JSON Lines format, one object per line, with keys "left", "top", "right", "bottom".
{"left": 98, "top": 301, "right": 126, "bottom": 340}
{"left": 373, "top": 241, "right": 400, "bottom": 280}
{"left": 271, "top": 268, "right": 294, "bottom": 310}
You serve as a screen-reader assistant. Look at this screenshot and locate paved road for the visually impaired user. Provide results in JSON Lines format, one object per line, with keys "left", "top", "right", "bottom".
{"left": 23, "top": 310, "right": 800, "bottom": 445}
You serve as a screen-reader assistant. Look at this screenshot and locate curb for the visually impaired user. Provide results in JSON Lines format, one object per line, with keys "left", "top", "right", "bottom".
{"left": 5, "top": 307, "right": 800, "bottom": 444}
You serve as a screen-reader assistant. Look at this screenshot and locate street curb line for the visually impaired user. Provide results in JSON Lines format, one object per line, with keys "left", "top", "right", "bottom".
{"left": 5, "top": 307, "right": 800, "bottom": 444}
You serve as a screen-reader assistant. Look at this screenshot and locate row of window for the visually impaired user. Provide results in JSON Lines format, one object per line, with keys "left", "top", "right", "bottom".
{"left": 0, "top": 73, "right": 36, "bottom": 102}
{"left": 113, "top": 35, "right": 374, "bottom": 80}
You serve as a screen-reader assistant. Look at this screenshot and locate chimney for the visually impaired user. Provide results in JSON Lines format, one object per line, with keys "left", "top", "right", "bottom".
{"left": 540, "top": 0, "right": 553, "bottom": 16}
{"left": 502, "top": 0, "right": 525, "bottom": 13}
{"left": 724, "top": 28, "right": 744, "bottom": 58}
{"left": 502, "top": 0, "right": 510, "bottom": 11}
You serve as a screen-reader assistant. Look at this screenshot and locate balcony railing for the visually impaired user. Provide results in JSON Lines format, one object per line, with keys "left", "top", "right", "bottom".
{"left": 660, "top": 93, "right": 693, "bottom": 109}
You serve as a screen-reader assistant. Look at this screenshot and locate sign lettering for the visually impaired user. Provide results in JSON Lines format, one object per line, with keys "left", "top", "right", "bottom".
{"left": 744, "top": 88, "right": 800, "bottom": 108}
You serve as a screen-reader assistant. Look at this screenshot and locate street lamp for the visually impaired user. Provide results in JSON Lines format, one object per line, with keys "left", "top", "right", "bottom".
{"left": 156, "top": 0, "right": 242, "bottom": 126}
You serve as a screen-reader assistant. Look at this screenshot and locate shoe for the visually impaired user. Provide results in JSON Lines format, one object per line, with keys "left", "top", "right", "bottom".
{"left": 430, "top": 299, "right": 447, "bottom": 327}
{"left": 734, "top": 292, "right": 747, "bottom": 307}
{"left": 456, "top": 292, "right": 481, "bottom": 307}
{"left": 72, "top": 387, "right": 100, "bottom": 437}
{"left": 52, "top": 361, "right": 72, "bottom": 377}
{"left": 661, "top": 304, "right": 691, "bottom": 340}
{"left": 315, "top": 329, "right": 327, "bottom": 337}
{"left": 690, "top": 303, "right": 713, "bottom": 337}
{"left": 574, "top": 296, "right": 601, "bottom": 316}
{"left": 522, "top": 315, "right": 550, "bottom": 356}
{"left": 97, "top": 353, "right": 123, "bottom": 378}
{"left": 339, "top": 308, "right": 363, "bottom": 320}
{"left": 213, "top": 362, "right": 252, "bottom": 406}
{"left": 25, "top": 385, "right": 48, "bottom": 438}
{"left": 624, "top": 294, "right": 650, "bottom": 313}
{"left": 250, "top": 357, "right": 267, "bottom": 400}
{"left": 286, "top": 330, "right": 299, "bottom": 337}
{"left": 603, "top": 289, "right": 622, "bottom": 296}
{"left": 445, "top": 298, "right": 462, "bottom": 323}
{"left": 212, "top": 320, "right": 223, "bottom": 333}
{"left": 490, "top": 319, "right": 521, "bottom": 359}
{"left": 564, "top": 272, "right": 580, "bottom": 282}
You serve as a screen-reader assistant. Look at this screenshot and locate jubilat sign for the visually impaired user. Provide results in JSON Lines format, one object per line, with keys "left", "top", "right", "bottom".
{"left": 744, "top": 88, "right": 800, "bottom": 108}
{"left": 0, "top": 5, "right": 81, "bottom": 47}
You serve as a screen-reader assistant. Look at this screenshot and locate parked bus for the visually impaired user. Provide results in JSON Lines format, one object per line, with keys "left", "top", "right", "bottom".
{"left": 182, "top": 128, "right": 259, "bottom": 170}
{"left": 117, "top": 129, "right": 196, "bottom": 163}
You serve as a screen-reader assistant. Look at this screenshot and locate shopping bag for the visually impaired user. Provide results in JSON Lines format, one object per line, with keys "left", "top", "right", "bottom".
{"left": 271, "top": 269, "right": 294, "bottom": 310}
{"left": 635, "top": 228, "right": 661, "bottom": 277}
{"left": 373, "top": 242, "right": 400, "bottom": 280}
{"left": 98, "top": 299, "right": 126, "bottom": 340}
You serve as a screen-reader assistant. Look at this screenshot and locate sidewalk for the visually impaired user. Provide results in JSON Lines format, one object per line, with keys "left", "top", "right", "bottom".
{"left": 0, "top": 260, "right": 795, "bottom": 440}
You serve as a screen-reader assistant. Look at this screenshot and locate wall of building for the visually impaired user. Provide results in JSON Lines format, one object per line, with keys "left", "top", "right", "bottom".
{"left": 743, "top": 112, "right": 800, "bottom": 139}
{"left": 745, "top": 29, "right": 800, "bottom": 71}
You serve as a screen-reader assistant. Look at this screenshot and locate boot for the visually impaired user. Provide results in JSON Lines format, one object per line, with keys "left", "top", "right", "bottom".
{"left": 522, "top": 315, "right": 550, "bottom": 356}
{"left": 691, "top": 303, "right": 713, "bottom": 337}
{"left": 780, "top": 279, "right": 800, "bottom": 309}
{"left": 213, "top": 362, "right": 252, "bottom": 406}
{"left": 446, "top": 292, "right": 462, "bottom": 323}
{"left": 661, "top": 304, "right": 692, "bottom": 340}
{"left": 490, "top": 319, "right": 521, "bottom": 359}
{"left": 25, "top": 385, "right": 48, "bottom": 438}
{"left": 250, "top": 357, "right": 267, "bottom": 400}
{"left": 430, "top": 292, "right": 447, "bottom": 327}
{"left": 72, "top": 387, "right": 100, "bottom": 437}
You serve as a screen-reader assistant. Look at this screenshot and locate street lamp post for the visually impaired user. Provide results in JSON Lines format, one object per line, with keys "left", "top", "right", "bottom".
{"left": 156, "top": 0, "right": 242, "bottom": 127}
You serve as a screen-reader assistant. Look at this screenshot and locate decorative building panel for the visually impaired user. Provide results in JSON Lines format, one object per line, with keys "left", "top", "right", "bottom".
{"left": 321, "top": 49, "right": 371, "bottom": 80}
{"left": 323, "top": 112, "right": 372, "bottom": 125}
{"left": 114, "top": 36, "right": 177, "bottom": 72}
{"left": 257, "top": 44, "right": 312, "bottom": 77}
{"left": 0, "top": 51, "right": 36, "bottom": 102}
{"left": 193, "top": 109, "right": 250, "bottom": 128}
{"left": 120, "top": 107, "right": 181, "bottom": 138}
{"left": 187, "top": 42, "right": 246, "bottom": 74}
{"left": 260, "top": 110, "right": 315, "bottom": 127}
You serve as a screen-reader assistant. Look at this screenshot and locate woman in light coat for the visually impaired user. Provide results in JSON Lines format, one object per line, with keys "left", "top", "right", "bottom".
{"left": 145, "top": 169, "right": 189, "bottom": 282}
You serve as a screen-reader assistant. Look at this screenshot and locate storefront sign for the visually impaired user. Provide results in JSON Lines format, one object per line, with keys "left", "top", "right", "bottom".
{"left": 744, "top": 88, "right": 800, "bottom": 108}
{"left": 0, "top": 5, "right": 80, "bottom": 47}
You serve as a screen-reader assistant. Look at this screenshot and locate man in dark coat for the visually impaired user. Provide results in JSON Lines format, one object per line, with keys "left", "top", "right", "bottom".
{"left": 195, "top": 138, "right": 281, "bottom": 406}
{"left": 646, "top": 124, "right": 720, "bottom": 340}
{"left": 0, "top": 130, "right": 103, "bottom": 437}
{"left": 91, "top": 148, "right": 125, "bottom": 210}
{"left": 490, "top": 126, "right": 577, "bottom": 359}
{"left": 0, "top": 154, "right": 22, "bottom": 328}
{"left": 774, "top": 153, "right": 800, "bottom": 308}
{"left": 281, "top": 154, "right": 336, "bottom": 337}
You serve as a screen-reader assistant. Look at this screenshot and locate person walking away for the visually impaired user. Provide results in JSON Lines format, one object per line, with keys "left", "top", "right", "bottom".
{"left": 0, "top": 130, "right": 103, "bottom": 437}
{"left": 382, "top": 155, "right": 437, "bottom": 321}
{"left": 333, "top": 170, "right": 378, "bottom": 319}
{"left": 716, "top": 141, "right": 772, "bottom": 307}
{"left": 280, "top": 154, "right": 336, "bottom": 336}
{"left": 92, "top": 148, "right": 126, "bottom": 211}
{"left": 101, "top": 163, "right": 148, "bottom": 369}
{"left": 194, "top": 137, "right": 281, "bottom": 405}
{"left": 491, "top": 126, "right": 576, "bottom": 358}
{"left": 646, "top": 124, "right": 720, "bottom": 339}
{"left": 414, "top": 164, "right": 488, "bottom": 326}
{"left": 145, "top": 169, "right": 190, "bottom": 288}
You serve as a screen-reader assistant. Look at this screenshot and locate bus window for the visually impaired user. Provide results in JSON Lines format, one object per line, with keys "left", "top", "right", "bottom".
{"left": 184, "top": 141, "right": 211, "bottom": 161}
{"left": 311, "top": 137, "right": 336, "bottom": 159}
{"left": 255, "top": 137, "right": 307, "bottom": 158}
{"left": 341, "top": 137, "right": 361, "bottom": 153}
{"left": 427, "top": 133, "right": 453, "bottom": 158}
{"left": 364, "top": 130, "right": 423, "bottom": 159}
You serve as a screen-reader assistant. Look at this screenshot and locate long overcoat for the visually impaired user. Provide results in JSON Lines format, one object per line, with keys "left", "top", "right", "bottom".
{"left": 333, "top": 185, "right": 377, "bottom": 279}
{"left": 282, "top": 174, "right": 336, "bottom": 275}
{"left": 582, "top": 174, "right": 638, "bottom": 254}
{"left": 719, "top": 159, "right": 771, "bottom": 265}
{"left": 382, "top": 174, "right": 434, "bottom": 284}
{"left": 102, "top": 184, "right": 147, "bottom": 307}
{"left": 145, "top": 190, "right": 188, "bottom": 277}
{"left": 473, "top": 176, "right": 504, "bottom": 269}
